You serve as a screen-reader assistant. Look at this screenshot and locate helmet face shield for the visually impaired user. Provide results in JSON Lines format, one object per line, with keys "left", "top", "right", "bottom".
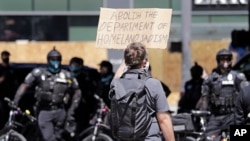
{"left": 218, "top": 55, "right": 232, "bottom": 62}
{"left": 216, "top": 49, "right": 233, "bottom": 72}
{"left": 48, "top": 56, "right": 61, "bottom": 62}
{"left": 217, "top": 55, "right": 232, "bottom": 71}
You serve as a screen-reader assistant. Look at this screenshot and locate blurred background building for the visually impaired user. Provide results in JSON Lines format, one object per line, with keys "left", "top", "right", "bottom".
{"left": 0, "top": 0, "right": 247, "bottom": 41}
{"left": 0, "top": 0, "right": 248, "bottom": 106}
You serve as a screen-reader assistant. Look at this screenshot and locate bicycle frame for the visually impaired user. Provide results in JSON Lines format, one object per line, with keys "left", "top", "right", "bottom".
{"left": 79, "top": 124, "right": 110, "bottom": 138}
{"left": 0, "top": 97, "right": 37, "bottom": 141}
{"left": 80, "top": 94, "right": 112, "bottom": 141}
{"left": 91, "top": 95, "right": 109, "bottom": 141}
{"left": 173, "top": 110, "right": 211, "bottom": 141}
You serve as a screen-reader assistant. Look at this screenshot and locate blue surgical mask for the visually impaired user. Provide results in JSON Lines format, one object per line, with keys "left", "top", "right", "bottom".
{"left": 69, "top": 65, "right": 81, "bottom": 77}
{"left": 50, "top": 61, "right": 60, "bottom": 68}
{"left": 48, "top": 60, "right": 61, "bottom": 73}
{"left": 69, "top": 65, "right": 81, "bottom": 72}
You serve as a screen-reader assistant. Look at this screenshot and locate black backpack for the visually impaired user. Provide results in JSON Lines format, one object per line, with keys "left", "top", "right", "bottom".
{"left": 109, "top": 72, "right": 153, "bottom": 140}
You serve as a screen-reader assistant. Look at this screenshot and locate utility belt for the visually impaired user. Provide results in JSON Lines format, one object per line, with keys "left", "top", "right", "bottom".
{"left": 35, "top": 91, "right": 65, "bottom": 104}
{"left": 37, "top": 102, "right": 64, "bottom": 111}
{"left": 210, "top": 106, "right": 234, "bottom": 115}
{"left": 35, "top": 92, "right": 65, "bottom": 111}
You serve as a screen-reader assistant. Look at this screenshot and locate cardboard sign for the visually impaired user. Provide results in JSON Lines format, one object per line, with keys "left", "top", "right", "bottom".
{"left": 96, "top": 8, "right": 172, "bottom": 49}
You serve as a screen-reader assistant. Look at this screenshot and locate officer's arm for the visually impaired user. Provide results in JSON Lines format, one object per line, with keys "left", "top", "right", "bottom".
{"left": 14, "top": 83, "right": 30, "bottom": 105}
{"left": 68, "top": 78, "right": 81, "bottom": 116}
{"left": 14, "top": 68, "right": 39, "bottom": 105}
{"left": 157, "top": 112, "right": 175, "bottom": 141}
{"left": 196, "top": 78, "right": 210, "bottom": 110}
{"left": 235, "top": 73, "right": 248, "bottom": 91}
{"left": 68, "top": 89, "right": 81, "bottom": 114}
{"left": 0, "top": 68, "right": 7, "bottom": 83}
{"left": 0, "top": 74, "right": 5, "bottom": 83}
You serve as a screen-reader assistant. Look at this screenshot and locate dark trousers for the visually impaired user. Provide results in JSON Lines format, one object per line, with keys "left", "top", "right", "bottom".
{"left": 0, "top": 100, "right": 9, "bottom": 129}
{"left": 38, "top": 109, "right": 66, "bottom": 141}
{"left": 205, "top": 113, "right": 234, "bottom": 141}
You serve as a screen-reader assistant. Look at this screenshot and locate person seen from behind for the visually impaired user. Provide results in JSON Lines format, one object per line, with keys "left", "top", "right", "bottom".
{"left": 110, "top": 42, "right": 175, "bottom": 141}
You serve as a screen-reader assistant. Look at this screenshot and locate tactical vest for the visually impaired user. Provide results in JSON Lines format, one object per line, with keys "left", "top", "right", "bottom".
{"left": 209, "top": 72, "right": 238, "bottom": 115}
{"left": 35, "top": 70, "right": 71, "bottom": 106}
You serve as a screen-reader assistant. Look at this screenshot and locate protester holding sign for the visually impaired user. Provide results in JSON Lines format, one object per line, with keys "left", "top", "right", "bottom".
{"left": 109, "top": 42, "right": 175, "bottom": 141}
{"left": 96, "top": 8, "right": 174, "bottom": 140}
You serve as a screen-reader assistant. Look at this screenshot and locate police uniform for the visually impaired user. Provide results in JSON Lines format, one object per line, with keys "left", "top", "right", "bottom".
{"left": 22, "top": 67, "right": 79, "bottom": 141}
{"left": 14, "top": 48, "right": 81, "bottom": 141}
{"left": 201, "top": 69, "right": 246, "bottom": 140}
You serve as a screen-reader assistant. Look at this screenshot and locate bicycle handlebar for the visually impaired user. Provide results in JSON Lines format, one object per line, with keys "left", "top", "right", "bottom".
{"left": 93, "top": 94, "right": 106, "bottom": 107}
{"left": 92, "top": 94, "right": 110, "bottom": 114}
{"left": 93, "top": 94, "right": 101, "bottom": 101}
{"left": 4, "top": 97, "right": 37, "bottom": 122}
{"left": 4, "top": 97, "right": 20, "bottom": 110}
{"left": 191, "top": 110, "right": 211, "bottom": 117}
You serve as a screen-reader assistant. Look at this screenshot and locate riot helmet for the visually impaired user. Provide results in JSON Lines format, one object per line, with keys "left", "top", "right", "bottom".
{"left": 216, "top": 48, "right": 232, "bottom": 72}
{"left": 47, "top": 47, "right": 62, "bottom": 73}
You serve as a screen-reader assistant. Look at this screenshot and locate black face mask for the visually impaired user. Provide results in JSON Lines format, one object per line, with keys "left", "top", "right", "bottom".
{"left": 2, "top": 58, "right": 9, "bottom": 64}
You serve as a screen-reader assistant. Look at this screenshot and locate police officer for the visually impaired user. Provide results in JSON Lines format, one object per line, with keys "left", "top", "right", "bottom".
{"left": 196, "top": 48, "right": 247, "bottom": 141}
{"left": 95, "top": 60, "right": 114, "bottom": 108}
{"left": 13, "top": 47, "right": 81, "bottom": 141}
{"left": 68, "top": 57, "right": 98, "bottom": 134}
{"left": 235, "top": 83, "right": 250, "bottom": 125}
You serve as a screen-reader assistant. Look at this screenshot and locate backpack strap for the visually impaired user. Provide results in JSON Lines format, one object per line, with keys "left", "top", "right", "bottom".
{"left": 118, "top": 75, "right": 151, "bottom": 122}
{"left": 121, "top": 70, "right": 151, "bottom": 80}
{"left": 118, "top": 91, "right": 136, "bottom": 101}
{"left": 119, "top": 92, "right": 136, "bottom": 123}
{"left": 120, "top": 72, "right": 141, "bottom": 79}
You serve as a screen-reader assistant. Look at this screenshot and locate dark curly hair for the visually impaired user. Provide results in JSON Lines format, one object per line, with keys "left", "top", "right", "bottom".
{"left": 124, "top": 42, "right": 147, "bottom": 69}
{"left": 69, "top": 57, "right": 84, "bottom": 65}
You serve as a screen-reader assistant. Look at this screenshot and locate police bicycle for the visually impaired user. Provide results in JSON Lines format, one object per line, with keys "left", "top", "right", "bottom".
{"left": 173, "top": 110, "right": 232, "bottom": 141}
{"left": 0, "top": 97, "right": 37, "bottom": 141}
{"left": 173, "top": 110, "right": 211, "bottom": 141}
{"left": 80, "top": 94, "right": 113, "bottom": 141}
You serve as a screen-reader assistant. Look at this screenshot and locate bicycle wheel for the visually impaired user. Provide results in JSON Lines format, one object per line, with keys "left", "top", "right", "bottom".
{"left": 0, "top": 129, "right": 27, "bottom": 141}
{"left": 82, "top": 133, "right": 113, "bottom": 141}
{"left": 79, "top": 124, "right": 112, "bottom": 139}
{"left": 21, "top": 122, "right": 43, "bottom": 141}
